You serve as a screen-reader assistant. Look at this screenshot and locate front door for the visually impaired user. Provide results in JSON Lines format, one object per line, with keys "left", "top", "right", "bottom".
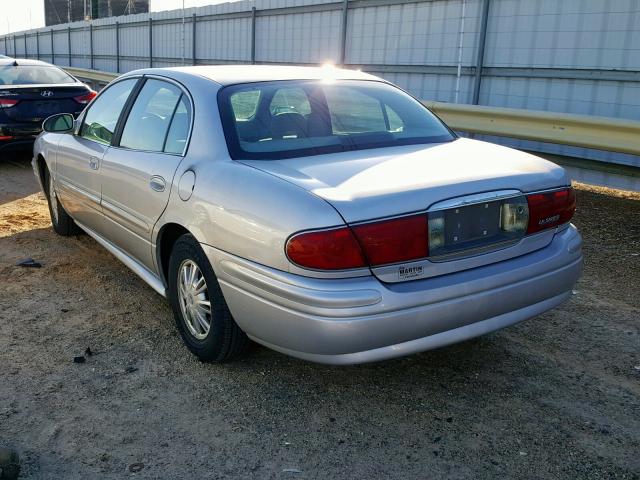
{"left": 55, "top": 134, "right": 107, "bottom": 229}
{"left": 99, "top": 78, "right": 192, "bottom": 271}
{"left": 55, "top": 78, "right": 139, "bottom": 232}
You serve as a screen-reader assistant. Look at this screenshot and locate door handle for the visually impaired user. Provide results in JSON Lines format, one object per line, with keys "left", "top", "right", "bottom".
{"left": 89, "top": 156, "right": 100, "bottom": 170}
{"left": 150, "top": 176, "right": 166, "bottom": 192}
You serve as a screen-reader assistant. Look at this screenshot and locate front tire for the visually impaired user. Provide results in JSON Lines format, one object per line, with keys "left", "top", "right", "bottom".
{"left": 168, "top": 234, "right": 248, "bottom": 362}
{"left": 44, "top": 168, "right": 81, "bottom": 236}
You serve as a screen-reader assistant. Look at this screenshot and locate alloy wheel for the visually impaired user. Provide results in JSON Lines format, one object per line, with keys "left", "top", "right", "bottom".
{"left": 177, "top": 259, "right": 212, "bottom": 340}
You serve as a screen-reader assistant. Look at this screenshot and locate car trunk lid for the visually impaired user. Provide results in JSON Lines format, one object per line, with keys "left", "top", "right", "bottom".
{"left": 241, "top": 138, "right": 570, "bottom": 282}
{"left": 0, "top": 84, "right": 88, "bottom": 123}
{"left": 240, "top": 138, "right": 568, "bottom": 223}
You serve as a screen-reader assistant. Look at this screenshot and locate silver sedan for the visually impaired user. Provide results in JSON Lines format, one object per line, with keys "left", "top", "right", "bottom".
{"left": 33, "top": 65, "right": 583, "bottom": 364}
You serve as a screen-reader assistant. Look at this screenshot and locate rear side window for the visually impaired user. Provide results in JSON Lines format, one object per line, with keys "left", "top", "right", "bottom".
{"left": 80, "top": 78, "right": 137, "bottom": 145}
{"left": 164, "top": 96, "right": 192, "bottom": 154}
{"left": 0, "top": 65, "right": 75, "bottom": 85}
{"left": 120, "top": 79, "right": 183, "bottom": 153}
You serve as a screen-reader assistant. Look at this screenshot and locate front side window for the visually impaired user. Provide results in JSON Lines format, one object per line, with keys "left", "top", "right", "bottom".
{"left": 0, "top": 65, "right": 76, "bottom": 85}
{"left": 218, "top": 80, "right": 454, "bottom": 160}
{"left": 119, "top": 79, "right": 183, "bottom": 153}
{"left": 80, "top": 78, "right": 138, "bottom": 145}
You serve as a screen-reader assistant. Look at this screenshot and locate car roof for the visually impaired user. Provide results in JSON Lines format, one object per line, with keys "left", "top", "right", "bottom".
{"left": 127, "top": 65, "right": 382, "bottom": 86}
{"left": 0, "top": 58, "right": 57, "bottom": 67}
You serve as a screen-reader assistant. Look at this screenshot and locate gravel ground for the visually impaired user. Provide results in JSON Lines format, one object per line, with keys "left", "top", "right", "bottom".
{"left": 0, "top": 153, "right": 639, "bottom": 479}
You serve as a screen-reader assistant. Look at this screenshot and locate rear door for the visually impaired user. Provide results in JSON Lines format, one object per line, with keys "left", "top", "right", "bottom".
{"left": 55, "top": 78, "right": 139, "bottom": 231}
{"left": 99, "top": 77, "right": 192, "bottom": 271}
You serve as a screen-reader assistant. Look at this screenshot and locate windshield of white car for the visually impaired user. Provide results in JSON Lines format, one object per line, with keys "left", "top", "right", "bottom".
{"left": 0, "top": 65, "right": 76, "bottom": 85}
{"left": 218, "top": 80, "right": 455, "bottom": 160}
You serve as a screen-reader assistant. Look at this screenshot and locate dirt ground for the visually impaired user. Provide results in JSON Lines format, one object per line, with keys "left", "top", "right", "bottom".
{"left": 0, "top": 153, "right": 638, "bottom": 479}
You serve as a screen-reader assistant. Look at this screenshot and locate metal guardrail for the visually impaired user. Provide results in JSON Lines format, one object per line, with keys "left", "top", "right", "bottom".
{"left": 424, "top": 101, "right": 640, "bottom": 157}
{"left": 64, "top": 66, "right": 640, "bottom": 158}
{"left": 65, "top": 66, "right": 118, "bottom": 85}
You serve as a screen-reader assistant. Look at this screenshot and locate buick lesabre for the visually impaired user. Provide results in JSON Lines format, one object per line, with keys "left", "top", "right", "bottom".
{"left": 33, "top": 65, "right": 583, "bottom": 364}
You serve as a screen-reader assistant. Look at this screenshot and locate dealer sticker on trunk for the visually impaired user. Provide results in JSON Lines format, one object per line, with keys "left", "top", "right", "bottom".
{"left": 398, "top": 265, "right": 424, "bottom": 280}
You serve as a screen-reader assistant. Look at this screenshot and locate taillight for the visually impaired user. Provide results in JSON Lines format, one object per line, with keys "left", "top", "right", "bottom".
{"left": 352, "top": 214, "right": 428, "bottom": 266}
{"left": 73, "top": 90, "right": 97, "bottom": 104}
{"left": 526, "top": 187, "right": 576, "bottom": 234}
{"left": 287, "top": 188, "right": 576, "bottom": 271}
{"left": 286, "top": 227, "right": 366, "bottom": 270}
{"left": 0, "top": 98, "right": 19, "bottom": 108}
{"left": 286, "top": 214, "right": 429, "bottom": 270}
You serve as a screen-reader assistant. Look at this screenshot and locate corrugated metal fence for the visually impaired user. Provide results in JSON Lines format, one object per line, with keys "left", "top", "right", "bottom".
{"left": 1, "top": 0, "right": 639, "bottom": 167}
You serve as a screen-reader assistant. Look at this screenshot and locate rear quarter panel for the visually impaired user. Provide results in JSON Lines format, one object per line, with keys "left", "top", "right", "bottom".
{"left": 154, "top": 73, "right": 347, "bottom": 274}
{"left": 159, "top": 157, "right": 347, "bottom": 274}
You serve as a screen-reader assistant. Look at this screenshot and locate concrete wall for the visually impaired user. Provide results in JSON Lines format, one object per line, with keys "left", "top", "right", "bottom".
{"left": 1, "top": 0, "right": 638, "bottom": 167}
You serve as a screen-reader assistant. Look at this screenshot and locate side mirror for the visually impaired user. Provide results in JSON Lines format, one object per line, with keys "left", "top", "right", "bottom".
{"left": 43, "top": 113, "right": 75, "bottom": 133}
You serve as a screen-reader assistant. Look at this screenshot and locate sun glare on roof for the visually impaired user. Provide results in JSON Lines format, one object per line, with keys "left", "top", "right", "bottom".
{"left": 320, "top": 62, "right": 338, "bottom": 83}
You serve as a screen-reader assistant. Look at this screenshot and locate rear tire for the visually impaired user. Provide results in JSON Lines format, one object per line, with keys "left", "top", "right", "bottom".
{"left": 44, "top": 168, "right": 82, "bottom": 236}
{"left": 168, "top": 234, "right": 249, "bottom": 362}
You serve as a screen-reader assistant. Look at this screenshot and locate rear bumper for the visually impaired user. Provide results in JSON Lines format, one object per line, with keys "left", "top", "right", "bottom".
{"left": 0, "top": 138, "right": 36, "bottom": 152}
{"left": 203, "top": 225, "right": 583, "bottom": 365}
{"left": 0, "top": 122, "right": 41, "bottom": 152}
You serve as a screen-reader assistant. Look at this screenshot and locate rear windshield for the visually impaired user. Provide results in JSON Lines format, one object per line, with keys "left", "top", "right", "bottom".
{"left": 0, "top": 65, "right": 76, "bottom": 86}
{"left": 218, "top": 80, "right": 454, "bottom": 160}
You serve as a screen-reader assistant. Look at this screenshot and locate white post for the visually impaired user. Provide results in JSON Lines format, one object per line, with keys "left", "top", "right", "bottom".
{"left": 454, "top": 0, "right": 466, "bottom": 104}
{"left": 182, "top": 0, "right": 186, "bottom": 65}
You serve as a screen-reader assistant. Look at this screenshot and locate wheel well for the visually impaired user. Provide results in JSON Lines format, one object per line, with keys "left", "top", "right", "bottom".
{"left": 157, "top": 223, "right": 190, "bottom": 283}
{"left": 36, "top": 154, "right": 48, "bottom": 192}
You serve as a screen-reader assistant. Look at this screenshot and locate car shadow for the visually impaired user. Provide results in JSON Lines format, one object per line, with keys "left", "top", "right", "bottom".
{"left": 1, "top": 217, "right": 512, "bottom": 395}
{"left": 230, "top": 330, "right": 511, "bottom": 386}
{"left": 0, "top": 151, "right": 40, "bottom": 206}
